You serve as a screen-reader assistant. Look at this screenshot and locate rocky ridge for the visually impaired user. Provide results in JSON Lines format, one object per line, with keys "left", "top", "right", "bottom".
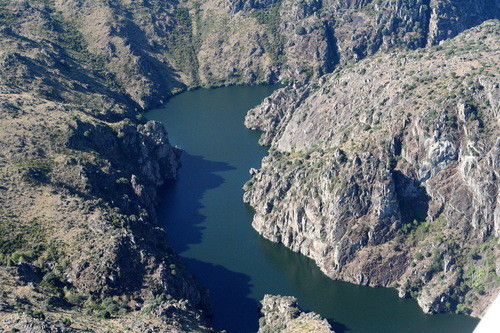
{"left": 5, "top": 0, "right": 496, "bottom": 109}
{"left": 244, "top": 21, "right": 499, "bottom": 317}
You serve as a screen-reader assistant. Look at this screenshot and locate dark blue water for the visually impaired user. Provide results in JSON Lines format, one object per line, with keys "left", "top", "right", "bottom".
{"left": 147, "top": 85, "right": 479, "bottom": 333}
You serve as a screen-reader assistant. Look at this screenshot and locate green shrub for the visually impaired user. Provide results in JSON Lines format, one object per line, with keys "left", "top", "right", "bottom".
{"left": 115, "top": 177, "right": 129, "bottom": 184}
{"left": 456, "top": 304, "right": 469, "bottom": 314}
{"left": 65, "top": 292, "right": 84, "bottom": 306}
{"left": 413, "top": 252, "right": 424, "bottom": 261}
{"left": 102, "top": 297, "right": 119, "bottom": 314}
{"left": 295, "top": 26, "right": 307, "bottom": 35}
{"left": 41, "top": 272, "right": 61, "bottom": 290}
{"left": 98, "top": 310, "right": 111, "bottom": 319}
{"left": 32, "top": 310, "right": 46, "bottom": 320}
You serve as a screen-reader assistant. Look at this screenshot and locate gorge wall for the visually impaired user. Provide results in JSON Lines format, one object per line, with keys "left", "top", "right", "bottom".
{"left": 14, "top": 0, "right": 498, "bottom": 108}
{"left": 0, "top": 1, "right": 212, "bottom": 331}
{"left": 244, "top": 21, "right": 499, "bottom": 317}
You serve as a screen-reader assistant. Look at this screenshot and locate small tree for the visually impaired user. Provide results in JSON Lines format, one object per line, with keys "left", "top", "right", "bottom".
{"left": 295, "top": 26, "right": 307, "bottom": 35}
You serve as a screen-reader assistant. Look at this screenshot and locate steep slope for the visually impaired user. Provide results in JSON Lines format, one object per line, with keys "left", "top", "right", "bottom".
{"left": 244, "top": 21, "right": 499, "bottom": 317}
{"left": 30, "top": 0, "right": 499, "bottom": 107}
{"left": 0, "top": 1, "right": 211, "bottom": 331}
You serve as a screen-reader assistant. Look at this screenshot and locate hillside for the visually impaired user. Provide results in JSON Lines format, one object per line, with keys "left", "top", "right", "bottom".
{"left": 244, "top": 21, "right": 499, "bottom": 317}
{"left": 0, "top": 0, "right": 211, "bottom": 331}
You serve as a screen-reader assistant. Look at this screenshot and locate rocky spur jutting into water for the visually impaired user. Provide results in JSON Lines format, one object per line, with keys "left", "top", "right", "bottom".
{"left": 258, "top": 294, "right": 334, "bottom": 333}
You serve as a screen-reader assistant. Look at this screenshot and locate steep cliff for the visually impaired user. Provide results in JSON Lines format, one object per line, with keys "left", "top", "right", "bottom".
{"left": 12, "top": 0, "right": 495, "bottom": 109}
{"left": 244, "top": 21, "right": 499, "bottom": 317}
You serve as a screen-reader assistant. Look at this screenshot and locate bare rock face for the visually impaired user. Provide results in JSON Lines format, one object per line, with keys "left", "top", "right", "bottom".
{"left": 427, "top": 0, "right": 500, "bottom": 45}
{"left": 258, "top": 295, "right": 334, "bottom": 333}
{"left": 227, "top": 0, "right": 498, "bottom": 83}
{"left": 245, "top": 21, "right": 500, "bottom": 317}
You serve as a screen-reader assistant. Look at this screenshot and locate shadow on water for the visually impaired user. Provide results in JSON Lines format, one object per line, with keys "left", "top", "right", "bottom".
{"left": 156, "top": 152, "right": 235, "bottom": 253}
{"left": 156, "top": 151, "right": 259, "bottom": 332}
{"left": 182, "top": 257, "right": 260, "bottom": 333}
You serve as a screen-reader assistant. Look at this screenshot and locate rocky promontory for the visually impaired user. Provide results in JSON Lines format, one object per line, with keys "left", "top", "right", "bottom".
{"left": 258, "top": 295, "right": 334, "bottom": 333}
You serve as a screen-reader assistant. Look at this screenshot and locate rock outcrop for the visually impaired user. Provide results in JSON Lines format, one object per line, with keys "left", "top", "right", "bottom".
{"left": 258, "top": 295, "right": 334, "bottom": 333}
{"left": 245, "top": 21, "right": 500, "bottom": 317}
{"left": 3, "top": 0, "right": 494, "bottom": 109}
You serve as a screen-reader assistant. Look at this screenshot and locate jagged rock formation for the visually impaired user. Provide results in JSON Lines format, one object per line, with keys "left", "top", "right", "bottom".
{"left": 258, "top": 295, "right": 334, "bottom": 333}
{"left": 225, "top": 0, "right": 499, "bottom": 80}
{"left": 244, "top": 21, "right": 499, "bottom": 317}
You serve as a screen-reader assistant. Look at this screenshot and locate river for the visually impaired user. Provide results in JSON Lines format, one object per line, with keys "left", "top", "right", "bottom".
{"left": 146, "top": 85, "right": 479, "bottom": 333}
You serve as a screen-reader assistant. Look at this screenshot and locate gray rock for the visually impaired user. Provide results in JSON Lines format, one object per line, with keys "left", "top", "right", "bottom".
{"left": 259, "top": 295, "right": 334, "bottom": 333}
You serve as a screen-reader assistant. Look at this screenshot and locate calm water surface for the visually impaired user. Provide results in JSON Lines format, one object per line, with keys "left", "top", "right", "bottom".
{"left": 147, "top": 85, "right": 479, "bottom": 333}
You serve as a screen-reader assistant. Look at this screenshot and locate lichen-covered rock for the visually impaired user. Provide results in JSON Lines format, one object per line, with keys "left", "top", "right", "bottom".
{"left": 258, "top": 295, "right": 334, "bottom": 333}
